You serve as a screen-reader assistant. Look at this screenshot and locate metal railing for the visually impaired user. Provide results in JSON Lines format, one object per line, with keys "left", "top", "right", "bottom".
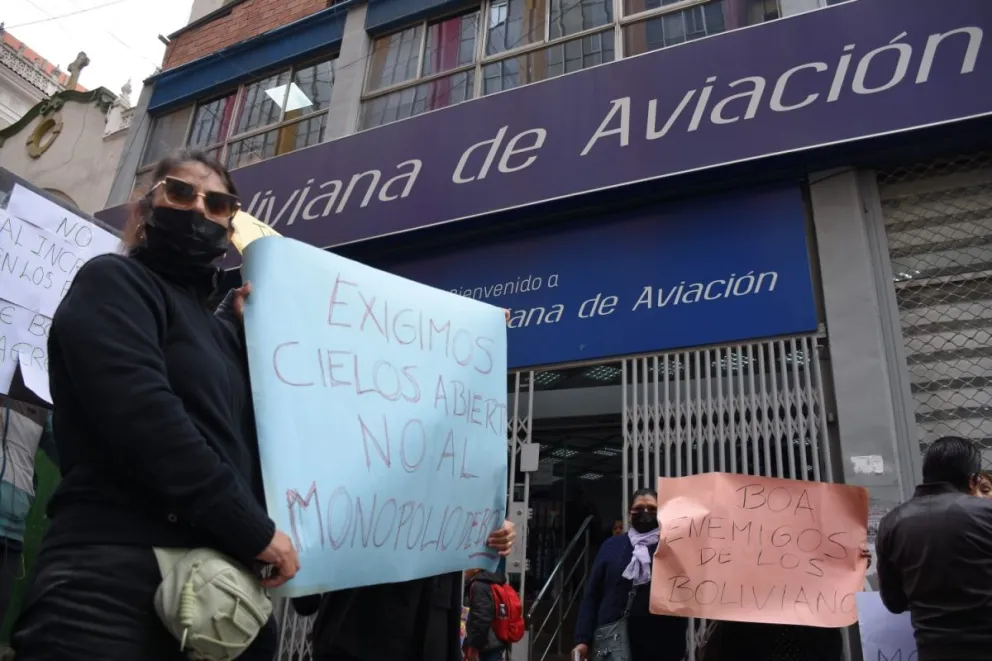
{"left": 526, "top": 514, "right": 595, "bottom": 661}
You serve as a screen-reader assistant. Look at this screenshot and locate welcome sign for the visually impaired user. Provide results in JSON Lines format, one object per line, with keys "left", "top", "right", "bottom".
{"left": 390, "top": 186, "right": 817, "bottom": 368}
{"left": 242, "top": 237, "right": 508, "bottom": 596}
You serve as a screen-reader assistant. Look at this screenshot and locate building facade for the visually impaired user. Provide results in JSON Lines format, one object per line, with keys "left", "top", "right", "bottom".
{"left": 0, "top": 86, "right": 132, "bottom": 215}
{"left": 97, "top": 0, "right": 992, "bottom": 658}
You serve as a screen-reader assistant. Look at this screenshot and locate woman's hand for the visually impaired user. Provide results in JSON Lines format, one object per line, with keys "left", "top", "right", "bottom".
{"left": 505, "top": 308, "right": 511, "bottom": 325}
{"left": 860, "top": 546, "right": 872, "bottom": 570}
{"left": 572, "top": 643, "right": 589, "bottom": 660}
{"left": 257, "top": 530, "right": 300, "bottom": 588}
{"left": 487, "top": 519, "right": 517, "bottom": 557}
{"left": 232, "top": 281, "right": 252, "bottom": 322}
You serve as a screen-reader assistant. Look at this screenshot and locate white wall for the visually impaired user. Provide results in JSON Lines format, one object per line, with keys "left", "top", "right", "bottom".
{"left": 0, "top": 67, "right": 47, "bottom": 130}
{"left": 187, "top": 0, "right": 228, "bottom": 25}
{"left": 0, "top": 97, "right": 128, "bottom": 215}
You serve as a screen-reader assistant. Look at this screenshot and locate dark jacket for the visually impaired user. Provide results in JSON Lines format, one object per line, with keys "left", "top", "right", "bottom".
{"left": 575, "top": 534, "right": 687, "bottom": 660}
{"left": 464, "top": 571, "right": 507, "bottom": 653}
{"left": 698, "top": 622, "right": 841, "bottom": 661}
{"left": 42, "top": 252, "right": 274, "bottom": 567}
{"left": 876, "top": 482, "right": 992, "bottom": 660}
{"left": 293, "top": 573, "right": 461, "bottom": 661}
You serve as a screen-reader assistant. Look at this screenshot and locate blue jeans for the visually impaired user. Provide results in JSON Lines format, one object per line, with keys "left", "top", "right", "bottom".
{"left": 481, "top": 649, "right": 504, "bottom": 661}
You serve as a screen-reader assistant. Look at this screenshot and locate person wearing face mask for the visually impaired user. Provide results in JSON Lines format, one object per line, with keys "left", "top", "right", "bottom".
{"left": 572, "top": 488, "right": 688, "bottom": 661}
{"left": 10, "top": 149, "right": 299, "bottom": 660}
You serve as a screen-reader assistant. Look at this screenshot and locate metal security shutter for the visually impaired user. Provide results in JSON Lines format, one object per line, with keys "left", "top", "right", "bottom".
{"left": 276, "top": 601, "right": 313, "bottom": 660}
{"left": 878, "top": 154, "right": 992, "bottom": 460}
{"left": 621, "top": 335, "right": 835, "bottom": 661}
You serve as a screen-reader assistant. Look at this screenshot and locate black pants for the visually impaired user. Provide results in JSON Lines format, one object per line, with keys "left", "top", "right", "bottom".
{"left": 0, "top": 538, "right": 24, "bottom": 628}
{"left": 627, "top": 614, "right": 688, "bottom": 661}
{"left": 12, "top": 543, "right": 277, "bottom": 661}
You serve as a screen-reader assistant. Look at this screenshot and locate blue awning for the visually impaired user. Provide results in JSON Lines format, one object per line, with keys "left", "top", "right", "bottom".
{"left": 148, "top": 4, "right": 349, "bottom": 113}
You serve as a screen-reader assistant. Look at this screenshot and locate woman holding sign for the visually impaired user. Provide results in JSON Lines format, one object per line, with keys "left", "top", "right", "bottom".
{"left": 12, "top": 150, "right": 299, "bottom": 661}
{"left": 572, "top": 488, "right": 688, "bottom": 661}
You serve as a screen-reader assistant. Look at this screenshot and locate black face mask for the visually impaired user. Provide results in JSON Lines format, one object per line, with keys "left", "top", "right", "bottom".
{"left": 630, "top": 510, "right": 658, "bottom": 534}
{"left": 143, "top": 205, "right": 229, "bottom": 266}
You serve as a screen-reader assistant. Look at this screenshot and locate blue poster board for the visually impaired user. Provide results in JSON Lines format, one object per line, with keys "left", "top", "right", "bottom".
{"left": 243, "top": 237, "right": 509, "bottom": 596}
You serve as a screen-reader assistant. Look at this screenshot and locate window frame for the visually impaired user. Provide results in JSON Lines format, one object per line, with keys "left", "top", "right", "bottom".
{"left": 360, "top": 8, "right": 485, "bottom": 108}
{"left": 358, "top": 0, "right": 841, "bottom": 129}
{"left": 133, "top": 52, "right": 340, "bottom": 193}
{"left": 358, "top": 0, "right": 727, "bottom": 128}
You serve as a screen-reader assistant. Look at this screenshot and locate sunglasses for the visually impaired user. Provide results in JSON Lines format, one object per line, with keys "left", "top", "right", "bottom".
{"left": 150, "top": 176, "right": 241, "bottom": 220}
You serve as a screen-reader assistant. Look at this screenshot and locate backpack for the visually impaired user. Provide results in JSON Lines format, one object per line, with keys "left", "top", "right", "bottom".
{"left": 488, "top": 582, "right": 524, "bottom": 644}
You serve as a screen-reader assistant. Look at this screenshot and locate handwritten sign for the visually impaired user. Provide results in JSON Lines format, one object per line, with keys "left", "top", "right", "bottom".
{"left": 0, "top": 298, "right": 48, "bottom": 394}
{"left": 0, "top": 186, "right": 119, "bottom": 397}
{"left": 242, "top": 237, "right": 508, "bottom": 597}
{"left": 17, "top": 354, "right": 51, "bottom": 404}
{"left": 231, "top": 210, "right": 280, "bottom": 254}
{"left": 650, "top": 473, "right": 868, "bottom": 628}
{"left": 0, "top": 211, "right": 95, "bottom": 317}
{"left": 856, "top": 592, "right": 917, "bottom": 661}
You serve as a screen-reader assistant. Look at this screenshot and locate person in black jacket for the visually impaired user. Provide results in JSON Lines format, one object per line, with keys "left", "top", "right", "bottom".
{"left": 573, "top": 488, "right": 687, "bottom": 661}
{"left": 876, "top": 436, "right": 992, "bottom": 661}
{"left": 463, "top": 568, "right": 509, "bottom": 661}
{"left": 292, "top": 520, "right": 516, "bottom": 661}
{"left": 11, "top": 149, "right": 300, "bottom": 660}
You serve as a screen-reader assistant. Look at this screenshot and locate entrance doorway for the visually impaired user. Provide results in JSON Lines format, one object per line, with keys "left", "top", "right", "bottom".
{"left": 509, "top": 334, "right": 835, "bottom": 661}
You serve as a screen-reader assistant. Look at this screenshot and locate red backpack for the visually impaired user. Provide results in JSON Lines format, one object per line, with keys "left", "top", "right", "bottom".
{"left": 488, "top": 582, "right": 525, "bottom": 644}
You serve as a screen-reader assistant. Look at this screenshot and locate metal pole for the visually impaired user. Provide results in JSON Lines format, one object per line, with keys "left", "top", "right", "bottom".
{"left": 555, "top": 568, "right": 563, "bottom": 655}
{"left": 583, "top": 527, "right": 590, "bottom": 582}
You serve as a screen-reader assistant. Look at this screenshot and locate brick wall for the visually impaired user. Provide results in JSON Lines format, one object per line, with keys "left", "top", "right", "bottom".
{"left": 163, "top": 0, "right": 333, "bottom": 70}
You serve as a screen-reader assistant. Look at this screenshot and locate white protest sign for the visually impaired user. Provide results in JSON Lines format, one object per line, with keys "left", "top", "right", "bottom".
{"left": 7, "top": 184, "right": 120, "bottom": 255}
{"left": 1, "top": 186, "right": 120, "bottom": 317}
{"left": 856, "top": 592, "right": 917, "bottom": 661}
{"left": 0, "top": 298, "right": 49, "bottom": 394}
{"left": 0, "top": 185, "right": 119, "bottom": 398}
{"left": 18, "top": 353, "right": 51, "bottom": 404}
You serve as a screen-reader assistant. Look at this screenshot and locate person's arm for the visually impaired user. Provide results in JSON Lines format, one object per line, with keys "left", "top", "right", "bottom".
{"left": 51, "top": 256, "right": 275, "bottom": 562}
{"left": 575, "top": 543, "right": 609, "bottom": 646}
{"left": 464, "top": 581, "right": 495, "bottom": 651}
{"left": 875, "top": 520, "right": 908, "bottom": 614}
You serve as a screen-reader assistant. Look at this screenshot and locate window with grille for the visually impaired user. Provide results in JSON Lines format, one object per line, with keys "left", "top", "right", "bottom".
{"left": 133, "top": 55, "right": 338, "bottom": 194}
{"left": 878, "top": 153, "right": 992, "bottom": 458}
{"left": 360, "top": 0, "right": 848, "bottom": 130}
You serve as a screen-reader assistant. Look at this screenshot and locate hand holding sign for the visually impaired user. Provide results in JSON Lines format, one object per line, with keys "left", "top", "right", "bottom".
{"left": 257, "top": 530, "right": 301, "bottom": 589}
{"left": 650, "top": 473, "right": 868, "bottom": 628}
{"left": 487, "top": 520, "right": 516, "bottom": 556}
{"left": 230, "top": 282, "right": 252, "bottom": 322}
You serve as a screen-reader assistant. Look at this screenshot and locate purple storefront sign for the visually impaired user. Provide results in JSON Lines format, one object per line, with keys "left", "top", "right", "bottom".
{"left": 98, "top": 0, "right": 991, "bottom": 249}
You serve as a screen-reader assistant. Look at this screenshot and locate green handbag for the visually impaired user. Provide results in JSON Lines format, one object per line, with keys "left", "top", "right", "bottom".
{"left": 153, "top": 548, "right": 273, "bottom": 661}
